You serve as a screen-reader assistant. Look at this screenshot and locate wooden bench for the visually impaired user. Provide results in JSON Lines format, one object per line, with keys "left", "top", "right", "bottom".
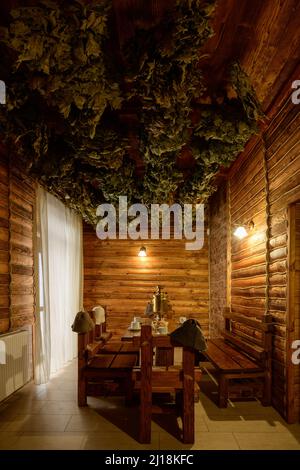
{"left": 81, "top": 353, "right": 137, "bottom": 405}
{"left": 99, "top": 341, "right": 140, "bottom": 357}
{"left": 77, "top": 316, "right": 138, "bottom": 406}
{"left": 204, "top": 312, "right": 273, "bottom": 408}
{"left": 133, "top": 324, "right": 202, "bottom": 444}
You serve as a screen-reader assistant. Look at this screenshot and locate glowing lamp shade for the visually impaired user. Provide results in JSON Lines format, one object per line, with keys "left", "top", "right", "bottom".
{"left": 234, "top": 226, "right": 248, "bottom": 240}
{"left": 138, "top": 246, "right": 147, "bottom": 257}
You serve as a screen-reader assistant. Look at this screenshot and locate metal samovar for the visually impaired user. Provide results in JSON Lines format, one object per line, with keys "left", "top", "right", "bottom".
{"left": 152, "top": 285, "right": 170, "bottom": 319}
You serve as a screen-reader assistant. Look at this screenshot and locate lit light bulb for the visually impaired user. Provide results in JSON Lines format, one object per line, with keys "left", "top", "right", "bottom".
{"left": 138, "top": 246, "right": 147, "bottom": 257}
{"left": 233, "top": 226, "right": 248, "bottom": 240}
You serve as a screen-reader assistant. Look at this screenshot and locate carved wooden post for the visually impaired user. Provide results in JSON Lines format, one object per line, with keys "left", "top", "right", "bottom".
{"left": 218, "top": 373, "right": 229, "bottom": 408}
{"left": 262, "top": 318, "right": 272, "bottom": 406}
{"left": 78, "top": 333, "right": 87, "bottom": 406}
{"left": 182, "top": 346, "right": 195, "bottom": 443}
{"left": 139, "top": 324, "right": 152, "bottom": 443}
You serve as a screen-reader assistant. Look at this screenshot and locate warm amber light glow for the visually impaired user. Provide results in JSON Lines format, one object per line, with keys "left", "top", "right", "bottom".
{"left": 138, "top": 246, "right": 147, "bottom": 257}
{"left": 233, "top": 226, "right": 248, "bottom": 240}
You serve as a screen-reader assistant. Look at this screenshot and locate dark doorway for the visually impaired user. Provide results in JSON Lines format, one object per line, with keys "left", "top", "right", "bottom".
{"left": 287, "top": 202, "right": 300, "bottom": 423}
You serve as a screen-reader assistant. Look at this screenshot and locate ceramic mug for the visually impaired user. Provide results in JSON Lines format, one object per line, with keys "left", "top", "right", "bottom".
{"left": 179, "top": 316, "right": 187, "bottom": 324}
{"left": 131, "top": 321, "right": 140, "bottom": 330}
{"left": 158, "top": 326, "right": 168, "bottom": 335}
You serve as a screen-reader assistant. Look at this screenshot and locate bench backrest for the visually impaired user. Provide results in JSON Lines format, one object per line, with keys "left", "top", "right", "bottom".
{"left": 224, "top": 309, "right": 273, "bottom": 368}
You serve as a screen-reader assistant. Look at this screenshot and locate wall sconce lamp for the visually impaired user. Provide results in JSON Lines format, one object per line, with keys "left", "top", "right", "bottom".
{"left": 138, "top": 246, "right": 147, "bottom": 257}
{"left": 233, "top": 221, "right": 255, "bottom": 240}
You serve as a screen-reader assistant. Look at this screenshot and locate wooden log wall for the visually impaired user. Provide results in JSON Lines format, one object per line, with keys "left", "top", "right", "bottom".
{"left": 0, "top": 148, "right": 9, "bottom": 333}
{"left": 287, "top": 202, "right": 300, "bottom": 423}
{"left": 294, "top": 204, "right": 300, "bottom": 421}
{"left": 83, "top": 222, "right": 209, "bottom": 338}
{"left": 209, "top": 183, "right": 228, "bottom": 337}
{"left": 230, "top": 137, "right": 267, "bottom": 320}
{"left": 0, "top": 146, "right": 36, "bottom": 334}
{"left": 264, "top": 101, "right": 299, "bottom": 420}
{"left": 225, "top": 99, "right": 300, "bottom": 422}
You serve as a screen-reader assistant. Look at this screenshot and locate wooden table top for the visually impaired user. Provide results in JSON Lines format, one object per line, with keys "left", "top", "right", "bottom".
{"left": 122, "top": 317, "right": 179, "bottom": 341}
{"left": 88, "top": 353, "right": 137, "bottom": 370}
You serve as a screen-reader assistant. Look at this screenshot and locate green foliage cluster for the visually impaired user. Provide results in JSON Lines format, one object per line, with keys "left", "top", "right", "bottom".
{"left": 5, "top": 0, "right": 122, "bottom": 138}
{"left": 0, "top": 0, "right": 262, "bottom": 224}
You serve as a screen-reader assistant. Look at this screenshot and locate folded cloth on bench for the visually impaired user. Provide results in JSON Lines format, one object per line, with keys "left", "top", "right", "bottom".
{"left": 170, "top": 319, "right": 207, "bottom": 352}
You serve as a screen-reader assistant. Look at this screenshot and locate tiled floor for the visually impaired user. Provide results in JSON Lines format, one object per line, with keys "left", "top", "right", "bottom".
{"left": 0, "top": 360, "right": 299, "bottom": 450}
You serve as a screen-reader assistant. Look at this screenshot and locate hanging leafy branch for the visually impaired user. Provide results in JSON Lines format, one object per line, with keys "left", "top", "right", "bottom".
{"left": 0, "top": 0, "right": 262, "bottom": 224}
{"left": 122, "top": 0, "right": 217, "bottom": 204}
{"left": 3, "top": 0, "right": 122, "bottom": 138}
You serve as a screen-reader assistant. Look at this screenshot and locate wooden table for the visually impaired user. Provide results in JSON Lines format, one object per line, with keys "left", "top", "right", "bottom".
{"left": 99, "top": 341, "right": 140, "bottom": 355}
{"left": 121, "top": 319, "right": 180, "bottom": 366}
{"left": 121, "top": 318, "right": 179, "bottom": 341}
{"left": 87, "top": 353, "right": 137, "bottom": 376}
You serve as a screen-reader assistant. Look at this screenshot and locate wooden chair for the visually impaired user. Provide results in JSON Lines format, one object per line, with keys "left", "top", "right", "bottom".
{"left": 133, "top": 324, "right": 202, "bottom": 444}
{"left": 77, "top": 319, "right": 137, "bottom": 406}
{"left": 204, "top": 310, "right": 273, "bottom": 407}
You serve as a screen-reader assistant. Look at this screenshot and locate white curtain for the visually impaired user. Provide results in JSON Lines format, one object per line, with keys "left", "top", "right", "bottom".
{"left": 35, "top": 185, "right": 83, "bottom": 384}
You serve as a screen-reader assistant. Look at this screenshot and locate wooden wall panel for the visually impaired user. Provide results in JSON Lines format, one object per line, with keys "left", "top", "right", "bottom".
{"left": 222, "top": 100, "right": 300, "bottom": 421}
{"left": 295, "top": 205, "right": 300, "bottom": 421}
{"left": 0, "top": 146, "right": 35, "bottom": 334}
{"left": 265, "top": 102, "right": 300, "bottom": 419}
{"left": 286, "top": 203, "right": 300, "bottom": 423}
{"left": 83, "top": 222, "right": 209, "bottom": 338}
{"left": 230, "top": 140, "right": 267, "bottom": 320}
{"left": 209, "top": 183, "right": 227, "bottom": 337}
{"left": 0, "top": 151, "right": 10, "bottom": 333}
{"left": 9, "top": 162, "right": 35, "bottom": 330}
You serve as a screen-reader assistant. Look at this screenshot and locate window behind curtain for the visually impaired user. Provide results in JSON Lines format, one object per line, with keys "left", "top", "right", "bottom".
{"left": 35, "top": 186, "right": 83, "bottom": 384}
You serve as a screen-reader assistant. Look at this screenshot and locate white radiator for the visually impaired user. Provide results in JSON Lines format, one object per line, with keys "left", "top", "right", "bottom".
{"left": 0, "top": 329, "right": 32, "bottom": 402}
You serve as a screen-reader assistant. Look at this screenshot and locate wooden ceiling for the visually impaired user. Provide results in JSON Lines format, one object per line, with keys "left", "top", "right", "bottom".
{"left": 110, "top": 0, "right": 300, "bottom": 112}
{"left": 200, "top": 0, "right": 300, "bottom": 111}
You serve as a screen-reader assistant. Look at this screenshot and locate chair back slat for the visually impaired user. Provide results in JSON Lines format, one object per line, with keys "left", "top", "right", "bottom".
{"left": 139, "top": 324, "right": 195, "bottom": 444}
